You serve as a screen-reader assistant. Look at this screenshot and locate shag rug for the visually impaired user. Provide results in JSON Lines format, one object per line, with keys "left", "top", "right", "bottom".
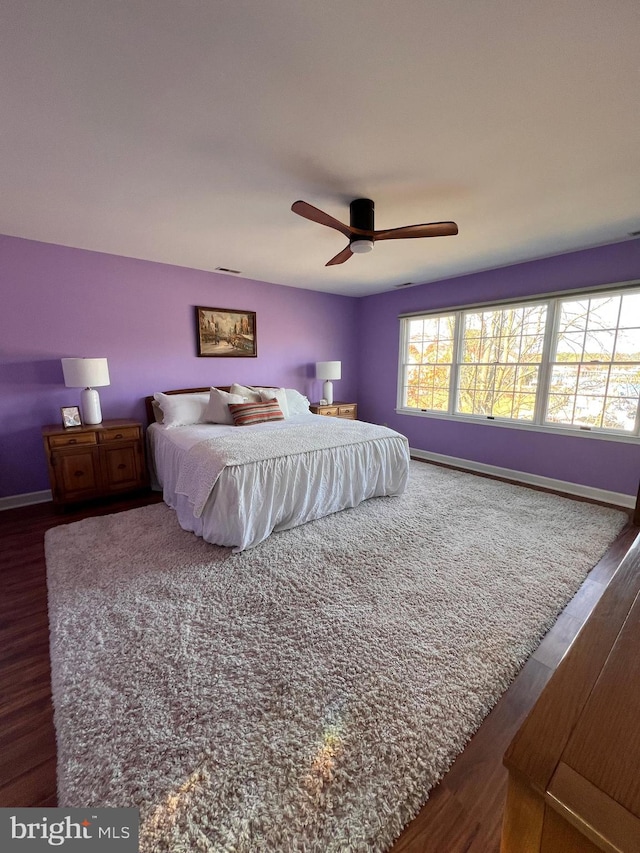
{"left": 45, "top": 461, "right": 627, "bottom": 852}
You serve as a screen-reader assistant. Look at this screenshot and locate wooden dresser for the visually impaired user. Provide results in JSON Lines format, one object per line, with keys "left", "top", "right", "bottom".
{"left": 42, "top": 419, "right": 147, "bottom": 508}
{"left": 309, "top": 401, "right": 357, "bottom": 420}
{"left": 501, "top": 533, "right": 640, "bottom": 852}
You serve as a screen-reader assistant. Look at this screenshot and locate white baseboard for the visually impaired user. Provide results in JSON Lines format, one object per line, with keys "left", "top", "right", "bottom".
{"left": 0, "top": 489, "right": 52, "bottom": 511}
{"left": 409, "top": 448, "right": 635, "bottom": 510}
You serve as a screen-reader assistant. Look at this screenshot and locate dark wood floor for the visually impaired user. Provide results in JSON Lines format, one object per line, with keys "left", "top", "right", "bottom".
{"left": 1, "top": 489, "right": 637, "bottom": 852}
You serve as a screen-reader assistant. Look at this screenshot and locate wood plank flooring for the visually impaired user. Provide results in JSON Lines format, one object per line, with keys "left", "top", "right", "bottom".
{"left": 1, "top": 488, "right": 637, "bottom": 851}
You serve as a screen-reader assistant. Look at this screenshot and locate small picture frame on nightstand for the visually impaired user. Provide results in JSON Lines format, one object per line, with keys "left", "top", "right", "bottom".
{"left": 61, "top": 406, "right": 82, "bottom": 428}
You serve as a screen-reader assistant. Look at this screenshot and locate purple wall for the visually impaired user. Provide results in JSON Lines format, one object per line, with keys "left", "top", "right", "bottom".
{"left": 0, "top": 235, "right": 359, "bottom": 498}
{"left": 357, "top": 239, "right": 640, "bottom": 498}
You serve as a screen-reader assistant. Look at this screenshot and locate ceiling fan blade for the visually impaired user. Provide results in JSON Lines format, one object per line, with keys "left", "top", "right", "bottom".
{"left": 291, "top": 200, "right": 352, "bottom": 239}
{"left": 325, "top": 245, "right": 354, "bottom": 266}
{"left": 373, "top": 221, "right": 459, "bottom": 240}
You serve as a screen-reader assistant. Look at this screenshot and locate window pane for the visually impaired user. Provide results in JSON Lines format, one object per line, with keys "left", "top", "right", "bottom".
{"left": 584, "top": 329, "right": 615, "bottom": 360}
{"left": 513, "top": 393, "right": 536, "bottom": 420}
{"left": 408, "top": 319, "right": 424, "bottom": 340}
{"left": 576, "top": 365, "right": 608, "bottom": 396}
{"left": 458, "top": 365, "right": 476, "bottom": 390}
{"left": 614, "top": 328, "right": 640, "bottom": 361}
{"left": 407, "top": 343, "right": 422, "bottom": 364}
{"left": 608, "top": 365, "right": 640, "bottom": 398}
{"left": 406, "top": 366, "right": 421, "bottom": 384}
{"left": 522, "top": 306, "right": 548, "bottom": 335}
{"left": 587, "top": 296, "right": 620, "bottom": 330}
{"left": 437, "top": 339, "right": 454, "bottom": 362}
{"left": 519, "top": 334, "right": 544, "bottom": 362}
{"left": 548, "top": 364, "right": 579, "bottom": 394}
{"left": 604, "top": 398, "right": 638, "bottom": 431}
{"left": 555, "top": 331, "right": 585, "bottom": 362}
{"left": 573, "top": 394, "right": 604, "bottom": 428}
{"left": 546, "top": 394, "right": 576, "bottom": 424}
{"left": 558, "top": 300, "right": 589, "bottom": 333}
{"left": 620, "top": 293, "right": 640, "bottom": 328}
{"left": 495, "top": 366, "right": 516, "bottom": 391}
{"left": 493, "top": 392, "right": 515, "bottom": 418}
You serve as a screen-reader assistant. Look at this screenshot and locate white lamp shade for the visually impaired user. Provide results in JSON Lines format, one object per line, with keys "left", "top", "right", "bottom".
{"left": 316, "top": 361, "right": 342, "bottom": 381}
{"left": 62, "top": 357, "right": 110, "bottom": 388}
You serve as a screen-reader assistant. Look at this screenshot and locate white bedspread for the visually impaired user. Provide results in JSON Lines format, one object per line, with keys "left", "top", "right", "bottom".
{"left": 148, "top": 415, "right": 409, "bottom": 551}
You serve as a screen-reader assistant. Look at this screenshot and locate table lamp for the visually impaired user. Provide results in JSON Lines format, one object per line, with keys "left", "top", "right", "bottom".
{"left": 316, "top": 361, "right": 341, "bottom": 405}
{"left": 61, "top": 357, "right": 110, "bottom": 425}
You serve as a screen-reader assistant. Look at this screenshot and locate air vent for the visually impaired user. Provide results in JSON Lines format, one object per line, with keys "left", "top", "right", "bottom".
{"left": 394, "top": 282, "right": 414, "bottom": 289}
{"left": 629, "top": 230, "right": 640, "bottom": 237}
{"left": 215, "top": 266, "right": 242, "bottom": 275}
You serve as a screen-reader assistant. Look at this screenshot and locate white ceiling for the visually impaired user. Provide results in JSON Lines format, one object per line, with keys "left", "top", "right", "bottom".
{"left": 1, "top": 1, "right": 639, "bottom": 297}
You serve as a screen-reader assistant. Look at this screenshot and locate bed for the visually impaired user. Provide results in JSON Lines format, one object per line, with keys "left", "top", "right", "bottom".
{"left": 144, "top": 386, "right": 410, "bottom": 551}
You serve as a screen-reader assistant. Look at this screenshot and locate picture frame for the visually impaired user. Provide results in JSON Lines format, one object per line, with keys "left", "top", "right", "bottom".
{"left": 61, "top": 406, "right": 82, "bottom": 428}
{"left": 195, "top": 306, "right": 257, "bottom": 358}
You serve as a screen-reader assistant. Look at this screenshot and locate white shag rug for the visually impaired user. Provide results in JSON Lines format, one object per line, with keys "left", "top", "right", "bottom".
{"left": 45, "top": 461, "right": 627, "bottom": 852}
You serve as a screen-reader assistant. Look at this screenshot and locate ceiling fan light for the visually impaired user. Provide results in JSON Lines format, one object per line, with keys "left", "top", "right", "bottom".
{"left": 350, "top": 239, "right": 374, "bottom": 254}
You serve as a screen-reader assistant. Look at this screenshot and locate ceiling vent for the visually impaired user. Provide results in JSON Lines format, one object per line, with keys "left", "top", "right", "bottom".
{"left": 215, "top": 266, "right": 242, "bottom": 274}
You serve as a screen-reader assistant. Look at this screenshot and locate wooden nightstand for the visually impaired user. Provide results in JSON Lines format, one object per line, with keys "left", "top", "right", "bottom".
{"left": 309, "top": 401, "right": 358, "bottom": 420}
{"left": 42, "top": 419, "right": 147, "bottom": 508}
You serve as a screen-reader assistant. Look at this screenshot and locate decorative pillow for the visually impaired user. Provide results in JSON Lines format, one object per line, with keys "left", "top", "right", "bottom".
{"left": 205, "top": 387, "right": 246, "bottom": 425}
{"left": 284, "top": 387, "right": 311, "bottom": 416}
{"left": 153, "top": 392, "right": 209, "bottom": 428}
{"left": 230, "top": 383, "right": 261, "bottom": 402}
{"left": 257, "top": 387, "right": 290, "bottom": 418}
{"left": 228, "top": 399, "right": 285, "bottom": 426}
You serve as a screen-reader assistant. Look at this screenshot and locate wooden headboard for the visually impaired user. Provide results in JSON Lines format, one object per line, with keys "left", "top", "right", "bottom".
{"left": 144, "top": 386, "right": 277, "bottom": 425}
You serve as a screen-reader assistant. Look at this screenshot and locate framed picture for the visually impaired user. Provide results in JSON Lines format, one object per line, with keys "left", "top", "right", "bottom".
{"left": 196, "top": 306, "right": 257, "bottom": 358}
{"left": 61, "top": 406, "right": 82, "bottom": 428}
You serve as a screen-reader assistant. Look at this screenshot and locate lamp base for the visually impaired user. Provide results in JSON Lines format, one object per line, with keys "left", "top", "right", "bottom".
{"left": 323, "top": 380, "right": 334, "bottom": 405}
{"left": 81, "top": 387, "right": 103, "bottom": 424}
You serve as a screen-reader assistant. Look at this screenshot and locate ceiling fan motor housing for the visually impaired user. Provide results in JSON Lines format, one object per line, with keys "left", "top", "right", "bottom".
{"left": 350, "top": 198, "right": 375, "bottom": 233}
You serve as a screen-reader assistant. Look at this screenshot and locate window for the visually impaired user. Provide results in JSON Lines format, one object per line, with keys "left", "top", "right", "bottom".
{"left": 456, "top": 304, "right": 547, "bottom": 420}
{"left": 399, "top": 285, "right": 640, "bottom": 438}
{"left": 404, "top": 314, "right": 455, "bottom": 413}
{"left": 546, "top": 292, "right": 640, "bottom": 432}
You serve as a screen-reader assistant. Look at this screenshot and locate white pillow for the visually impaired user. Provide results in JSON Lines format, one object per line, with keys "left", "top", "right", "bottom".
{"left": 284, "top": 388, "right": 311, "bottom": 416}
{"left": 205, "top": 387, "right": 246, "bottom": 425}
{"left": 257, "top": 387, "right": 290, "bottom": 418}
{"left": 153, "top": 392, "right": 209, "bottom": 428}
{"left": 151, "top": 400, "right": 164, "bottom": 423}
{"left": 230, "top": 383, "right": 261, "bottom": 402}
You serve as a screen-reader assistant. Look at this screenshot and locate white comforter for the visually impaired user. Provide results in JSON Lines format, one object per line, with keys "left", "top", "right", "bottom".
{"left": 148, "top": 414, "right": 409, "bottom": 551}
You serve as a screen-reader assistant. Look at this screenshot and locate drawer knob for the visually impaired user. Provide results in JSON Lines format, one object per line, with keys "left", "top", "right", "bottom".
{"left": 74, "top": 470, "right": 84, "bottom": 478}
{"left": 114, "top": 433, "right": 123, "bottom": 439}
{"left": 69, "top": 439, "right": 77, "bottom": 444}
{"left": 117, "top": 463, "right": 126, "bottom": 470}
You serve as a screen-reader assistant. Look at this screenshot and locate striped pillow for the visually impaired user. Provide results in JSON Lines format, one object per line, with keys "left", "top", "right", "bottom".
{"left": 228, "top": 399, "right": 285, "bottom": 426}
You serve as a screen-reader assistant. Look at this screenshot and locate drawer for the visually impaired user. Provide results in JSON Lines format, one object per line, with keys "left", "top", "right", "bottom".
{"left": 48, "top": 431, "right": 97, "bottom": 448}
{"left": 338, "top": 405, "right": 356, "bottom": 418}
{"left": 98, "top": 426, "right": 140, "bottom": 443}
{"left": 320, "top": 407, "right": 339, "bottom": 417}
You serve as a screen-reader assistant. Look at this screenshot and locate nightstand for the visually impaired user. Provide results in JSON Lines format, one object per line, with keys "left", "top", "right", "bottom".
{"left": 42, "top": 419, "right": 147, "bottom": 508}
{"left": 309, "top": 401, "right": 358, "bottom": 420}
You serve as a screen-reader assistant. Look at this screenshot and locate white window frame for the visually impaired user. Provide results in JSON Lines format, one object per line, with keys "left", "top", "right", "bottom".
{"left": 396, "top": 281, "right": 640, "bottom": 443}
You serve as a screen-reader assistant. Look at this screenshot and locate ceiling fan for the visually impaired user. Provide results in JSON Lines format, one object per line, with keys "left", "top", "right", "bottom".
{"left": 291, "top": 198, "right": 458, "bottom": 266}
